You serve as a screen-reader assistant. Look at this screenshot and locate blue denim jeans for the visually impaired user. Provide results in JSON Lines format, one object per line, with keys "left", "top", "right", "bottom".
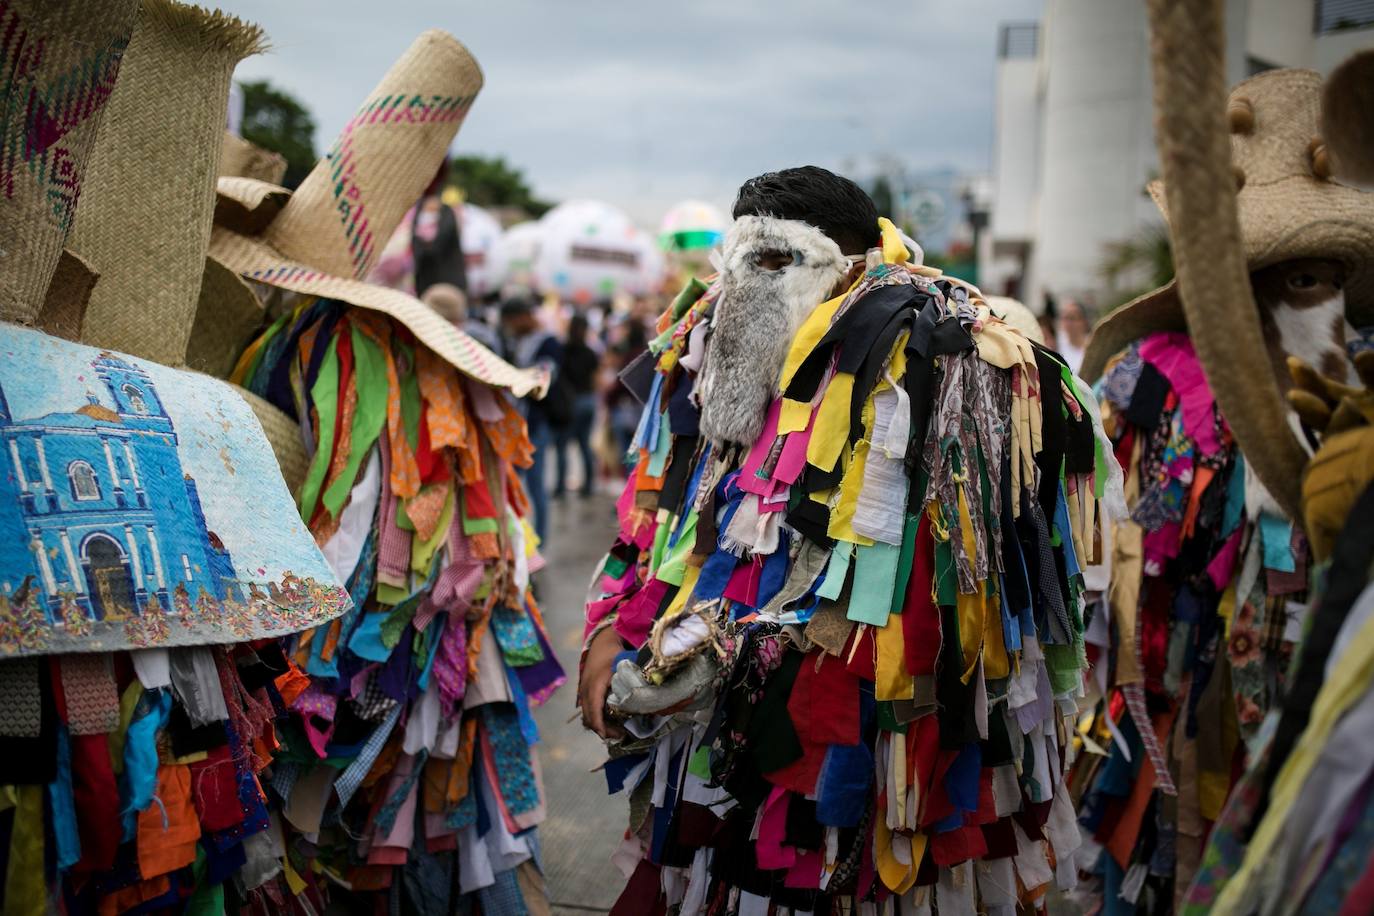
{"left": 555, "top": 393, "right": 597, "bottom": 496}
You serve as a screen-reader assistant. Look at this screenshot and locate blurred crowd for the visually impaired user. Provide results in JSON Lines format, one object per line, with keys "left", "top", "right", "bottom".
{"left": 422, "top": 281, "right": 658, "bottom": 544}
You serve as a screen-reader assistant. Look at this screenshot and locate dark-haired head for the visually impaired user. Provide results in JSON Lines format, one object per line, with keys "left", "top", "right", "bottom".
{"left": 732, "top": 166, "right": 880, "bottom": 256}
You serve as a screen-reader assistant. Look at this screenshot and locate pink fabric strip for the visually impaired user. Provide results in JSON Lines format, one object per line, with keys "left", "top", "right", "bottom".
{"left": 738, "top": 401, "right": 782, "bottom": 497}
{"left": 1138, "top": 333, "right": 1224, "bottom": 456}
{"left": 376, "top": 428, "right": 413, "bottom": 585}
{"left": 755, "top": 786, "right": 797, "bottom": 870}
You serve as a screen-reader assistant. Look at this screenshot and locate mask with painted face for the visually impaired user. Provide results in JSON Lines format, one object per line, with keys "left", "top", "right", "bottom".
{"left": 696, "top": 216, "right": 850, "bottom": 447}
{"left": 1252, "top": 257, "right": 1357, "bottom": 392}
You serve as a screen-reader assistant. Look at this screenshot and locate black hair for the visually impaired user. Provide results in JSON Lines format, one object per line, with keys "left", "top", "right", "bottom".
{"left": 499, "top": 298, "right": 535, "bottom": 321}
{"left": 732, "top": 165, "right": 880, "bottom": 256}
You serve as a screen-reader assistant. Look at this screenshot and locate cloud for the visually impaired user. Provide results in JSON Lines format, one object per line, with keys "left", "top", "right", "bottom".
{"left": 228, "top": 0, "right": 1043, "bottom": 224}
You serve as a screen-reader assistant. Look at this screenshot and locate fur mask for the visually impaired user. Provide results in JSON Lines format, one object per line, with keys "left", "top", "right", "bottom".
{"left": 697, "top": 216, "right": 848, "bottom": 447}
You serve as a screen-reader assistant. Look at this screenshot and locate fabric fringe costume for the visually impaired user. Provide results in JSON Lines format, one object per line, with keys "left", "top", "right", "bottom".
{"left": 583, "top": 218, "right": 1122, "bottom": 914}
{"left": 228, "top": 297, "right": 564, "bottom": 913}
{"left": 0, "top": 298, "right": 561, "bottom": 913}
{"left": 1068, "top": 334, "right": 1309, "bottom": 913}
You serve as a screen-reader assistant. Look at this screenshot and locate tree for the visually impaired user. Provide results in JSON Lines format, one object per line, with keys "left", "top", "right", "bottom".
{"left": 1099, "top": 223, "right": 1174, "bottom": 309}
{"left": 239, "top": 80, "right": 317, "bottom": 189}
{"left": 447, "top": 155, "right": 552, "bottom": 217}
{"left": 870, "top": 175, "right": 896, "bottom": 220}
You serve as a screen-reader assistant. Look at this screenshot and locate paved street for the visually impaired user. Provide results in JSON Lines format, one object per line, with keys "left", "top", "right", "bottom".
{"left": 533, "top": 494, "right": 626, "bottom": 915}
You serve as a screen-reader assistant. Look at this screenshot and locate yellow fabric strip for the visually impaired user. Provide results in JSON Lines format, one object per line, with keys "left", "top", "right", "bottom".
{"left": 808, "top": 372, "right": 856, "bottom": 474}
{"left": 875, "top": 609, "right": 915, "bottom": 701}
{"left": 4, "top": 785, "right": 46, "bottom": 916}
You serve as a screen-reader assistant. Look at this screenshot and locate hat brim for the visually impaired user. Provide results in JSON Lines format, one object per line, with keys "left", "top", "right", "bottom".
{"left": 215, "top": 175, "right": 291, "bottom": 234}
{"left": 1082, "top": 174, "right": 1374, "bottom": 382}
{"left": 208, "top": 225, "right": 547, "bottom": 397}
{"left": 1081, "top": 281, "right": 1186, "bottom": 382}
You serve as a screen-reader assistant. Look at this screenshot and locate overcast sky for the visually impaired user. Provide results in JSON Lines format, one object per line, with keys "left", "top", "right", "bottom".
{"left": 226, "top": 1, "right": 1043, "bottom": 227}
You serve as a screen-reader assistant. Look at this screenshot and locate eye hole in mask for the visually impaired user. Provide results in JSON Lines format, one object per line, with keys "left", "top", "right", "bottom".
{"left": 755, "top": 249, "right": 795, "bottom": 271}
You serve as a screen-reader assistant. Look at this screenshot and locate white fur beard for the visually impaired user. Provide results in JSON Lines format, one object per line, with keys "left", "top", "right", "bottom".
{"left": 697, "top": 216, "right": 847, "bottom": 447}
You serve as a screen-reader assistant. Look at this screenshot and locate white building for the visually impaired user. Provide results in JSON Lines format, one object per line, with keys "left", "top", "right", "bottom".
{"left": 982, "top": 0, "right": 1374, "bottom": 315}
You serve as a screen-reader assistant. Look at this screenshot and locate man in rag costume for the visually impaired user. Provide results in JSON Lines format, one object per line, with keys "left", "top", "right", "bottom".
{"left": 577, "top": 166, "right": 1116, "bottom": 913}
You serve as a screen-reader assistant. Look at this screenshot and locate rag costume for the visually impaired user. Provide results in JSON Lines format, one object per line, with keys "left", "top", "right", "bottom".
{"left": 0, "top": 4, "right": 559, "bottom": 913}
{"left": 1073, "top": 58, "right": 1374, "bottom": 914}
{"left": 583, "top": 215, "right": 1120, "bottom": 913}
{"left": 209, "top": 26, "right": 564, "bottom": 914}
{"left": 0, "top": 3, "right": 353, "bottom": 911}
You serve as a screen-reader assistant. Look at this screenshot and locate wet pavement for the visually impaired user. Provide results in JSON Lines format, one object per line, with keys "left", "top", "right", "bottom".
{"left": 532, "top": 493, "right": 625, "bottom": 915}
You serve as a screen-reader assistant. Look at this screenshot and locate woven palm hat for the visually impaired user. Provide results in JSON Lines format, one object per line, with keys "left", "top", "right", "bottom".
{"left": 208, "top": 30, "right": 545, "bottom": 397}
{"left": 59, "top": 0, "right": 313, "bottom": 493}
{"left": 0, "top": 0, "right": 139, "bottom": 328}
{"left": 219, "top": 130, "right": 287, "bottom": 185}
{"left": 68, "top": 0, "right": 267, "bottom": 372}
{"left": 1082, "top": 68, "right": 1374, "bottom": 383}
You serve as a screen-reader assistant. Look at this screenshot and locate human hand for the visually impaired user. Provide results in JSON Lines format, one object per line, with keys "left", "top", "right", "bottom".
{"left": 578, "top": 625, "right": 627, "bottom": 740}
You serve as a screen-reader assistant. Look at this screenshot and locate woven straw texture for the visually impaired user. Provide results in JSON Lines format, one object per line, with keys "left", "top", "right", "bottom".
{"left": 219, "top": 130, "right": 286, "bottom": 184}
{"left": 36, "top": 250, "right": 99, "bottom": 340}
{"left": 213, "top": 174, "right": 289, "bottom": 234}
{"left": 1084, "top": 69, "right": 1374, "bottom": 385}
{"left": 208, "top": 30, "right": 545, "bottom": 396}
{"left": 0, "top": 0, "right": 138, "bottom": 324}
{"left": 1142, "top": 0, "right": 1308, "bottom": 522}
{"left": 70, "top": 0, "right": 264, "bottom": 366}
{"left": 187, "top": 258, "right": 266, "bottom": 378}
{"left": 263, "top": 29, "right": 481, "bottom": 280}
{"left": 211, "top": 225, "right": 546, "bottom": 397}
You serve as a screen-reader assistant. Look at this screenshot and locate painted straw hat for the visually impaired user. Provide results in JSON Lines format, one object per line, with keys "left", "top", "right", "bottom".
{"left": 1082, "top": 69, "right": 1374, "bottom": 385}
{"left": 0, "top": 0, "right": 349, "bottom": 656}
{"left": 208, "top": 31, "right": 546, "bottom": 397}
{"left": 0, "top": 0, "right": 140, "bottom": 330}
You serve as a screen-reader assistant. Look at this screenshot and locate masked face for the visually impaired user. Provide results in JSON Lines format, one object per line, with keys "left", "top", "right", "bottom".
{"left": 697, "top": 216, "right": 849, "bottom": 447}
{"left": 1252, "top": 257, "right": 1356, "bottom": 391}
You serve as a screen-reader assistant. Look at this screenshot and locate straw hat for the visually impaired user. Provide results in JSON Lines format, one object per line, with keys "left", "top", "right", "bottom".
{"left": 208, "top": 30, "right": 546, "bottom": 398}
{"left": 219, "top": 130, "right": 287, "bottom": 185}
{"left": 1082, "top": 68, "right": 1374, "bottom": 385}
{"left": 67, "top": 0, "right": 266, "bottom": 370}
{"left": 1322, "top": 50, "right": 1374, "bottom": 185}
{"left": 0, "top": 0, "right": 139, "bottom": 327}
{"left": 0, "top": 1, "right": 349, "bottom": 656}
{"left": 1124, "top": 1, "right": 1335, "bottom": 523}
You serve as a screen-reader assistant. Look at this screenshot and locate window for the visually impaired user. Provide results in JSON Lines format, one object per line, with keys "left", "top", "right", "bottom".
{"left": 69, "top": 461, "right": 100, "bottom": 501}
{"left": 122, "top": 384, "right": 148, "bottom": 415}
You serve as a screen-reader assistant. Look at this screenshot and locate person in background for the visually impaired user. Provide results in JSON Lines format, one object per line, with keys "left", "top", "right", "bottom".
{"left": 411, "top": 161, "right": 468, "bottom": 298}
{"left": 1055, "top": 297, "right": 1092, "bottom": 374}
{"left": 422, "top": 282, "right": 501, "bottom": 352}
{"left": 604, "top": 316, "right": 649, "bottom": 464}
{"left": 500, "top": 299, "right": 563, "bottom": 543}
{"left": 554, "top": 314, "right": 600, "bottom": 498}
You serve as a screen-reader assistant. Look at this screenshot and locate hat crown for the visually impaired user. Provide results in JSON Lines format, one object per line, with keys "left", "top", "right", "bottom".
{"left": 1228, "top": 68, "right": 1324, "bottom": 189}
{"left": 263, "top": 29, "right": 483, "bottom": 281}
{"left": 0, "top": 0, "right": 139, "bottom": 324}
{"left": 69, "top": 0, "right": 264, "bottom": 366}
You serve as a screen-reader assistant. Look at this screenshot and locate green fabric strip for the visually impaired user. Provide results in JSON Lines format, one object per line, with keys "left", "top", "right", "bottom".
{"left": 298, "top": 335, "right": 340, "bottom": 520}
{"left": 397, "top": 339, "right": 421, "bottom": 452}
{"left": 891, "top": 513, "right": 920, "bottom": 616}
{"left": 847, "top": 542, "right": 900, "bottom": 626}
{"left": 322, "top": 325, "right": 389, "bottom": 518}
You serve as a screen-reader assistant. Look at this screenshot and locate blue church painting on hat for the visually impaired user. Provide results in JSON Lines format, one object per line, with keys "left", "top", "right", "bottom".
{"left": 0, "top": 325, "right": 349, "bottom": 657}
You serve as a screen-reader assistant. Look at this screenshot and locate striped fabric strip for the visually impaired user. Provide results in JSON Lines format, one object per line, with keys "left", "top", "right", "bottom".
{"left": 334, "top": 702, "right": 402, "bottom": 808}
